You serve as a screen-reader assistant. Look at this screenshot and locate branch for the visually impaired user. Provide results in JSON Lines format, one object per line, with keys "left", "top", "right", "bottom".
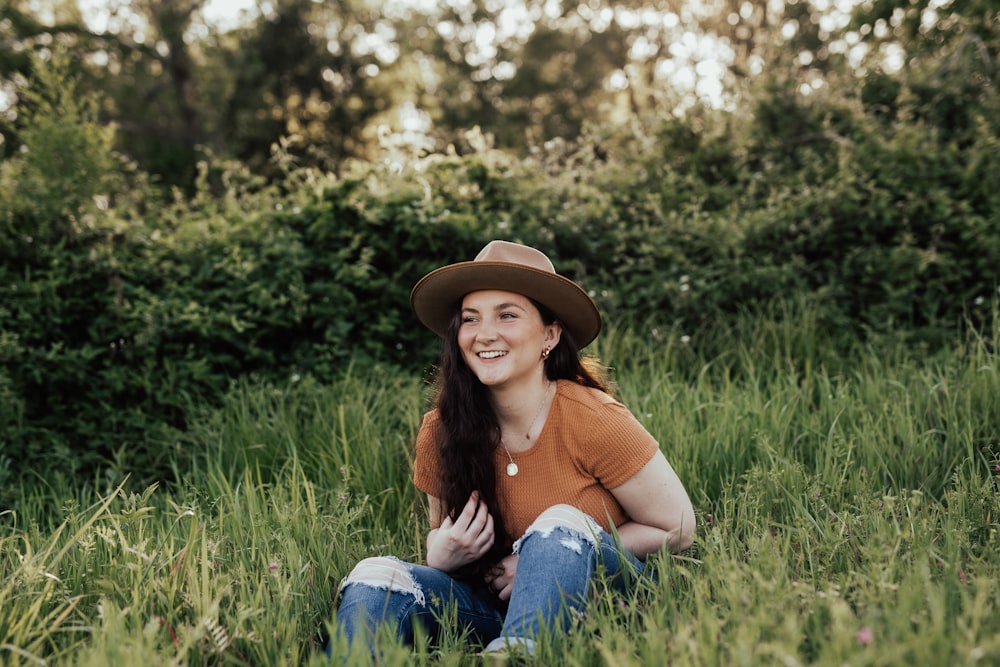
{"left": 0, "top": 5, "right": 165, "bottom": 63}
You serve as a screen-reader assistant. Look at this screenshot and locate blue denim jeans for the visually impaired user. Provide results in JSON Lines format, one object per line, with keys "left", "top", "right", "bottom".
{"left": 330, "top": 505, "right": 651, "bottom": 658}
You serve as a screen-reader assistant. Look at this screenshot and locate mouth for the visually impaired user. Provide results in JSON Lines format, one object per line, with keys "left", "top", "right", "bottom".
{"left": 477, "top": 351, "right": 508, "bottom": 360}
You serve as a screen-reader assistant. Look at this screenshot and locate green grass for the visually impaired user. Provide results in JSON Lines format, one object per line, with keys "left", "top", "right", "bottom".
{"left": 2, "top": 302, "right": 998, "bottom": 666}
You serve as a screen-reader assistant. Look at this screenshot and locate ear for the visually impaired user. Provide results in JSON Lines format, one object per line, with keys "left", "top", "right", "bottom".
{"left": 543, "top": 321, "right": 562, "bottom": 350}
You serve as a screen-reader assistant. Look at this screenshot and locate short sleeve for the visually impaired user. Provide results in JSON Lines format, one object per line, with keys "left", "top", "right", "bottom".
{"left": 412, "top": 410, "right": 445, "bottom": 498}
{"left": 576, "top": 400, "right": 659, "bottom": 488}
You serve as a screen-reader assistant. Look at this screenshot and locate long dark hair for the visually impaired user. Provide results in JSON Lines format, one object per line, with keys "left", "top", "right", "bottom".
{"left": 430, "top": 298, "right": 610, "bottom": 581}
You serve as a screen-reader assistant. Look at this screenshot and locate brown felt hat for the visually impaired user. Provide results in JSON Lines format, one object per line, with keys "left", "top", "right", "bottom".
{"left": 410, "top": 240, "right": 602, "bottom": 347}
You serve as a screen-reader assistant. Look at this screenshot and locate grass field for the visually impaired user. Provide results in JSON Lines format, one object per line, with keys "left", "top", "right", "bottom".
{"left": 2, "top": 303, "right": 998, "bottom": 666}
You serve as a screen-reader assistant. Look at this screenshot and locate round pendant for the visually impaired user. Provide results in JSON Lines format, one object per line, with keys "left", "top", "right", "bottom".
{"left": 506, "top": 462, "right": 519, "bottom": 477}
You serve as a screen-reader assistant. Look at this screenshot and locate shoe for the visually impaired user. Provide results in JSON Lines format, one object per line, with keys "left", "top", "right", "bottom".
{"left": 482, "top": 636, "right": 535, "bottom": 659}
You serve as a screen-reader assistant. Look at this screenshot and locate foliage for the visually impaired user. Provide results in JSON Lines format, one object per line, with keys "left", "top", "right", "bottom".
{"left": 0, "top": 56, "right": 159, "bottom": 489}
{"left": 5, "top": 0, "right": 993, "bottom": 190}
{"left": 2, "top": 37, "right": 1000, "bottom": 485}
{"left": 1, "top": 312, "right": 998, "bottom": 665}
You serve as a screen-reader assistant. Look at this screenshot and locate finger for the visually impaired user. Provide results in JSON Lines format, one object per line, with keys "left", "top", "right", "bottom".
{"left": 478, "top": 507, "right": 494, "bottom": 536}
{"left": 460, "top": 499, "right": 491, "bottom": 540}
{"left": 473, "top": 522, "right": 495, "bottom": 554}
{"left": 474, "top": 496, "right": 492, "bottom": 523}
{"left": 454, "top": 492, "right": 481, "bottom": 530}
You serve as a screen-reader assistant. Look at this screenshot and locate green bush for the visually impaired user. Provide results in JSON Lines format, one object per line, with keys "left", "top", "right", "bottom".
{"left": 0, "top": 59, "right": 154, "bottom": 485}
{"left": 1, "top": 55, "right": 998, "bottom": 490}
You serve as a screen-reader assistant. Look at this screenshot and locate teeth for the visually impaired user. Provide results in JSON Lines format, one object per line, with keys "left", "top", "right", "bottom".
{"left": 479, "top": 351, "right": 506, "bottom": 359}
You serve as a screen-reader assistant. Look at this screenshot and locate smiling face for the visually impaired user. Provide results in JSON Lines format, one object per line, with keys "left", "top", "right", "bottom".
{"left": 458, "top": 290, "right": 561, "bottom": 390}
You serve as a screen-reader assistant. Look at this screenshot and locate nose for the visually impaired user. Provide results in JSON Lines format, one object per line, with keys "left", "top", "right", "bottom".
{"left": 476, "top": 319, "right": 498, "bottom": 343}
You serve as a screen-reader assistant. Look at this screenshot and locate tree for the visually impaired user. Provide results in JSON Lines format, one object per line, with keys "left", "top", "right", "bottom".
{"left": 850, "top": 0, "right": 998, "bottom": 137}
{"left": 211, "top": 0, "right": 396, "bottom": 176}
{"left": 0, "top": 0, "right": 403, "bottom": 186}
{"left": 1, "top": 0, "right": 212, "bottom": 186}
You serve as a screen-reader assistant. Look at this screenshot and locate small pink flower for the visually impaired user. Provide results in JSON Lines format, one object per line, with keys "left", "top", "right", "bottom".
{"left": 856, "top": 627, "right": 873, "bottom": 645}
{"left": 994, "top": 465, "right": 999, "bottom": 472}
{"left": 268, "top": 562, "right": 279, "bottom": 570}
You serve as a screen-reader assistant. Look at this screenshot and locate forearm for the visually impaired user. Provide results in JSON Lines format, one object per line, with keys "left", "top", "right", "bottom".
{"left": 616, "top": 519, "right": 694, "bottom": 558}
{"left": 610, "top": 451, "right": 697, "bottom": 557}
{"left": 426, "top": 528, "right": 444, "bottom": 569}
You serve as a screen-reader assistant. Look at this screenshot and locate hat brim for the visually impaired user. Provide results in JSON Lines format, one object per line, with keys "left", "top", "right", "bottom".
{"left": 411, "top": 261, "right": 602, "bottom": 347}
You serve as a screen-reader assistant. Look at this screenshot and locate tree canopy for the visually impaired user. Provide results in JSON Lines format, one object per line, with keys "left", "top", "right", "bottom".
{"left": 2, "top": 0, "right": 993, "bottom": 189}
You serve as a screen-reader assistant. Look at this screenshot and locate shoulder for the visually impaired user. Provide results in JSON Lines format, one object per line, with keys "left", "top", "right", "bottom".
{"left": 554, "top": 380, "right": 659, "bottom": 482}
{"left": 413, "top": 409, "right": 445, "bottom": 494}
{"left": 557, "top": 380, "right": 623, "bottom": 414}
{"left": 556, "top": 380, "right": 655, "bottom": 444}
{"left": 415, "top": 409, "right": 442, "bottom": 448}
{"left": 419, "top": 408, "right": 442, "bottom": 429}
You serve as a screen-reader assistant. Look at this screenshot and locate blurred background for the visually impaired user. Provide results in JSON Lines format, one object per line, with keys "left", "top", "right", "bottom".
{"left": 3, "top": 0, "right": 988, "bottom": 189}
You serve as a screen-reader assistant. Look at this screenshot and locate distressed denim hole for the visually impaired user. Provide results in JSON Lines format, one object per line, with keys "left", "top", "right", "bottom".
{"left": 341, "top": 556, "right": 426, "bottom": 607}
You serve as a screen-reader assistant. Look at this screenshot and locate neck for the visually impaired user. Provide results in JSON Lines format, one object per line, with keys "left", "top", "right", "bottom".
{"left": 491, "top": 376, "right": 554, "bottom": 452}
{"left": 489, "top": 373, "right": 548, "bottom": 413}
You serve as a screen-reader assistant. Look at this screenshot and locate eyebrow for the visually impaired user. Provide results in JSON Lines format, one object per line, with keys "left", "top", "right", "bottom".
{"left": 462, "top": 302, "right": 528, "bottom": 314}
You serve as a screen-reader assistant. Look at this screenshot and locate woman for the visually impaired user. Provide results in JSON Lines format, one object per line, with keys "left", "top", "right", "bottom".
{"left": 333, "top": 240, "right": 695, "bottom": 657}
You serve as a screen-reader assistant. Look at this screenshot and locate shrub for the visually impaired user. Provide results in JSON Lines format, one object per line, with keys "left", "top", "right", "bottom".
{"left": 1, "top": 54, "right": 998, "bottom": 489}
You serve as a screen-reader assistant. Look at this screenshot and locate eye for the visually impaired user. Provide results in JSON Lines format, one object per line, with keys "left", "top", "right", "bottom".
{"left": 461, "top": 315, "right": 479, "bottom": 324}
{"left": 499, "top": 311, "right": 518, "bottom": 319}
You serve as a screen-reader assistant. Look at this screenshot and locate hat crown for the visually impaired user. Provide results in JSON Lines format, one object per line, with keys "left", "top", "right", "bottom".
{"left": 411, "top": 240, "right": 601, "bottom": 347}
{"left": 475, "top": 240, "right": 554, "bottom": 273}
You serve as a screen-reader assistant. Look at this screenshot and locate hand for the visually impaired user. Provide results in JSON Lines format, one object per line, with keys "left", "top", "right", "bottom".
{"left": 426, "top": 491, "right": 495, "bottom": 573}
{"left": 484, "top": 553, "right": 518, "bottom": 601}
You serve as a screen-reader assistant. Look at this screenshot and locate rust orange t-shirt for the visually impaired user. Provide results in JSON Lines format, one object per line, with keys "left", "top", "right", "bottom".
{"left": 412, "top": 380, "right": 659, "bottom": 541}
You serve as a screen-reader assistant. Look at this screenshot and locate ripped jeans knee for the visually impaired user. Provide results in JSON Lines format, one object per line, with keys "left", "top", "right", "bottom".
{"left": 512, "top": 504, "right": 602, "bottom": 555}
{"left": 332, "top": 557, "right": 505, "bottom": 655}
{"left": 498, "top": 505, "right": 646, "bottom": 643}
{"left": 333, "top": 557, "right": 428, "bottom": 652}
{"left": 340, "top": 556, "right": 426, "bottom": 606}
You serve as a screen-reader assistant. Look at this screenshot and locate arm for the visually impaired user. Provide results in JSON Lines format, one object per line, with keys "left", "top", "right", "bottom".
{"left": 425, "top": 492, "right": 495, "bottom": 573}
{"left": 610, "top": 450, "right": 695, "bottom": 557}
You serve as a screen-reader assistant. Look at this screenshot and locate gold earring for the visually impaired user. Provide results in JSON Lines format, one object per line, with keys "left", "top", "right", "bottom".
{"left": 541, "top": 348, "right": 550, "bottom": 359}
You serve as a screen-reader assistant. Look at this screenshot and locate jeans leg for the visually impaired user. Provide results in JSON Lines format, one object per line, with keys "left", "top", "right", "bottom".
{"left": 331, "top": 556, "right": 504, "bottom": 657}
{"left": 487, "top": 505, "right": 645, "bottom": 653}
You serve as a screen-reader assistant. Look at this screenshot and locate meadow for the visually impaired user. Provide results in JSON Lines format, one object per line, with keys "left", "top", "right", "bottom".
{"left": 2, "top": 301, "right": 998, "bottom": 666}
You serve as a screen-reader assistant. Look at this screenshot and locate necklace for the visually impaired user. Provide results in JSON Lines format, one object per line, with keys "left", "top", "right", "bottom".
{"left": 501, "top": 447, "right": 519, "bottom": 477}
{"left": 500, "top": 382, "right": 553, "bottom": 477}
